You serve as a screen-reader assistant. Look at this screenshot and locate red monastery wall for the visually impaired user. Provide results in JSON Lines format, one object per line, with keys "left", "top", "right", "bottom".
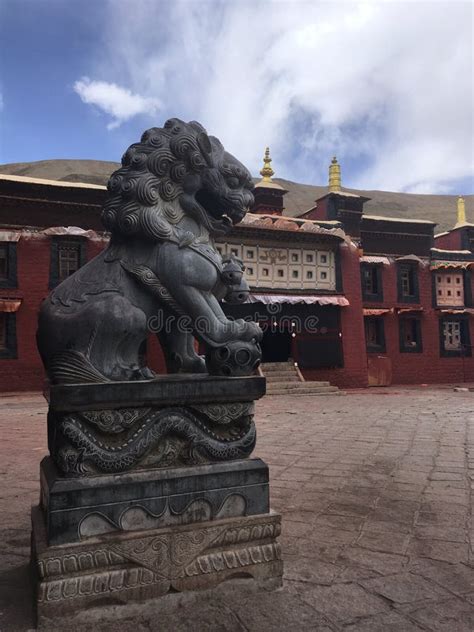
{"left": 434, "top": 230, "right": 462, "bottom": 251}
{"left": 364, "top": 262, "right": 474, "bottom": 385}
{"left": 1, "top": 233, "right": 51, "bottom": 392}
{"left": 300, "top": 241, "right": 369, "bottom": 389}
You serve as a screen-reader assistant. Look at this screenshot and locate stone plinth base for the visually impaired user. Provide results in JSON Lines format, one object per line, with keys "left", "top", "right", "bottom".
{"left": 31, "top": 504, "right": 282, "bottom": 626}
{"left": 40, "top": 456, "right": 270, "bottom": 545}
{"left": 32, "top": 376, "right": 282, "bottom": 626}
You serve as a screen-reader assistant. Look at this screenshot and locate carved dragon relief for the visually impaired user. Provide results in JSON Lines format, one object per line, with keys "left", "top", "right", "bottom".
{"left": 50, "top": 401, "right": 256, "bottom": 476}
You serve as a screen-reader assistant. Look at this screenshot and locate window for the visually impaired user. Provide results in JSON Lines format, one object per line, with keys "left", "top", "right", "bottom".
{"left": 439, "top": 317, "right": 471, "bottom": 357}
{"left": 292, "top": 270, "right": 299, "bottom": 278}
{"left": 320, "top": 271, "right": 327, "bottom": 279}
{"left": 436, "top": 272, "right": 464, "bottom": 306}
{"left": 0, "top": 246, "right": 7, "bottom": 278}
{"left": 306, "top": 271, "right": 313, "bottom": 279}
{"left": 397, "top": 263, "right": 419, "bottom": 303}
{"left": 361, "top": 264, "right": 383, "bottom": 301}
{"left": 320, "top": 254, "right": 327, "bottom": 264}
{"left": 291, "top": 253, "right": 299, "bottom": 262}
{"left": 305, "top": 253, "right": 314, "bottom": 263}
{"left": 58, "top": 244, "right": 81, "bottom": 280}
{"left": 443, "top": 321, "right": 461, "bottom": 350}
{"left": 0, "top": 314, "right": 5, "bottom": 350}
{"left": 364, "top": 317, "right": 386, "bottom": 353}
{"left": 0, "top": 242, "right": 17, "bottom": 289}
{"left": 277, "top": 269, "right": 284, "bottom": 278}
{"left": 399, "top": 318, "right": 422, "bottom": 353}
{"left": 246, "top": 249, "right": 255, "bottom": 259}
{"left": 230, "top": 248, "right": 238, "bottom": 256}
{"left": 262, "top": 268, "right": 269, "bottom": 277}
{"left": 0, "top": 313, "right": 17, "bottom": 359}
{"left": 49, "top": 238, "right": 86, "bottom": 288}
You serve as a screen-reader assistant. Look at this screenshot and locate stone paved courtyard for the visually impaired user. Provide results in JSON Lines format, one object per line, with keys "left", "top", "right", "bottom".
{"left": 1, "top": 387, "right": 474, "bottom": 631}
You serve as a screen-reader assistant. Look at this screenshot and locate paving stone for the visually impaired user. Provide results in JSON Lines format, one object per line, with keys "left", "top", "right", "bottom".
{"left": 416, "top": 511, "right": 467, "bottom": 528}
{"left": 299, "top": 583, "right": 390, "bottom": 623}
{"left": 409, "top": 560, "right": 474, "bottom": 596}
{"left": 359, "top": 572, "right": 450, "bottom": 604}
{"left": 313, "top": 513, "right": 365, "bottom": 532}
{"left": 281, "top": 536, "right": 343, "bottom": 563}
{"left": 363, "top": 519, "right": 412, "bottom": 535}
{"left": 338, "top": 547, "right": 408, "bottom": 575}
{"left": 356, "top": 530, "right": 411, "bottom": 555}
{"left": 226, "top": 589, "right": 332, "bottom": 631}
{"left": 343, "top": 611, "right": 425, "bottom": 631}
{"left": 414, "top": 525, "right": 467, "bottom": 543}
{"left": 326, "top": 502, "right": 374, "bottom": 517}
{"left": 311, "top": 525, "right": 359, "bottom": 546}
{"left": 279, "top": 468, "right": 314, "bottom": 482}
{"left": 407, "top": 538, "right": 469, "bottom": 564}
{"left": 406, "top": 597, "right": 474, "bottom": 632}
{"left": 430, "top": 471, "right": 466, "bottom": 481}
{"left": 373, "top": 499, "right": 419, "bottom": 523}
{"left": 333, "top": 564, "right": 380, "bottom": 583}
{"left": 284, "top": 557, "right": 340, "bottom": 585}
{"left": 282, "top": 509, "right": 320, "bottom": 524}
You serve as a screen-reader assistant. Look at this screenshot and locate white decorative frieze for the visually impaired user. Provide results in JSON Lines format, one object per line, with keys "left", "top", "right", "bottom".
{"left": 216, "top": 242, "right": 336, "bottom": 291}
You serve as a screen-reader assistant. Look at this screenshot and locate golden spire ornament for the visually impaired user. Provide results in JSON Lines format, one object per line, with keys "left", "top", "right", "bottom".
{"left": 456, "top": 195, "right": 466, "bottom": 226}
{"left": 260, "top": 147, "right": 275, "bottom": 182}
{"left": 328, "top": 156, "right": 341, "bottom": 192}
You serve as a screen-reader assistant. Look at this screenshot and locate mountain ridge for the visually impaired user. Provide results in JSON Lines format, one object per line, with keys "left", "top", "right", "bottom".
{"left": 0, "top": 159, "right": 472, "bottom": 233}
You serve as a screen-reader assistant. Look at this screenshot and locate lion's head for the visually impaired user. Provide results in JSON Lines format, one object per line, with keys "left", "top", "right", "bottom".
{"left": 101, "top": 119, "right": 254, "bottom": 239}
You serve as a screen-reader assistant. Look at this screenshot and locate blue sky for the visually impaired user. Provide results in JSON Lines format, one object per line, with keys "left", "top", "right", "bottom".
{"left": 0, "top": 0, "right": 473, "bottom": 194}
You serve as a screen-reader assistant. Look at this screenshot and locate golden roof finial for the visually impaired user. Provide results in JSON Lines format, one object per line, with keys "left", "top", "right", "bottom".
{"left": 260, "top": 147, "right": 275, "bottom": 182}
{"left": 328, "top": 156, "right": 341, "bottom": 192}
{"left": 455, "top": 195, "right": 466, "bottom": 226}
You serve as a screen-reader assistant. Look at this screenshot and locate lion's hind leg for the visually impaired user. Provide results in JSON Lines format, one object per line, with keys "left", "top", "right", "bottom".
{"left": 83, "top": 294, "right": 152, "bottom": 382}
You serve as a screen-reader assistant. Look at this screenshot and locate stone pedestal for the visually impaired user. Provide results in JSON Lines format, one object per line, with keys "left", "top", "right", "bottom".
{"left": 31, "top": 376, "right": 282, "bottom": 626}
{"left": 32, "top": 501, "right": 282, "bottom": 625}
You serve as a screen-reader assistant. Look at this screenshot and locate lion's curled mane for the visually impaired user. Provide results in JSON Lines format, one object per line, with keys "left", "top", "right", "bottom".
{"left": 101, "top": 118, "right": 254, "bottom": 242}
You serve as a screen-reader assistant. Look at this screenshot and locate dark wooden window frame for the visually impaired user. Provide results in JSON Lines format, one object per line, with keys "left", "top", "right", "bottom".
{"left": 397, "top": 262, "right": 419, "bottom": 303}
{"left": 335, "top": 247, "right": 343, "bottom": 293}
{"left": 439, "top": 315, "right": 472, "bottom": 358}
{"left": 399, "top": 317, "right": 423, "bottom": 353}
{"left": 49, "top": 237, "right": 86, "bottom": 289}
{"left": 364, "top": 316, "right": 386, "bottom": 354}
{"left": 361, "top": 263, "right": 383, "bottom": 302}
{"left": 0, "top": 312, "right": 18, "bottom": 359}
{"left": 0, "top": 242, "right": 18, "bottom": 289}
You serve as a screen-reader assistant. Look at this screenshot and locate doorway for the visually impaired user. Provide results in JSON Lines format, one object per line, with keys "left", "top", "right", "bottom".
{"left": 261, "top": 329, "right": 292, "bottom": 362}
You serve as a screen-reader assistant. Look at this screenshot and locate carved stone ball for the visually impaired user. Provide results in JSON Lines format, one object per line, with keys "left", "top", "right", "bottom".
{"left": 206, "top": 340, "right": 261, "bottom": 377}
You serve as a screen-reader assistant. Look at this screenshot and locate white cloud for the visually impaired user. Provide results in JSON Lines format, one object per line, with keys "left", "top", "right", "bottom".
{"left": 81, "top": 0, "right": 473, "bottom": 193}
{"left": 73, "top": 77, "right": 162, "bottom": 130}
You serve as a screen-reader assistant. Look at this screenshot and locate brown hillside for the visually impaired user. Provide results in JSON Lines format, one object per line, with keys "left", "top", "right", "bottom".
{"left": 0, "top": 159, "right": 472, "bottom": 233}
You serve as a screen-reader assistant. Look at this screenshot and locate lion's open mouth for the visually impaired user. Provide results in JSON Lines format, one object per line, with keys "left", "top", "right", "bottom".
{"left": 195, "top": 189, "right": 245, "bottom": 228}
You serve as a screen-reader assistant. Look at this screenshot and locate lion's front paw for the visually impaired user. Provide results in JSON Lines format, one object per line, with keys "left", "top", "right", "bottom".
{"left": 181, "top": 356, "right": 207, "bottom": 374}
{"left": 239, "top": 320, "right": 263, "bottom": 342}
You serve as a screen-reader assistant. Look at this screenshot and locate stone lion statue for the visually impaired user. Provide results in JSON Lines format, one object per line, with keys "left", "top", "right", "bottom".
{"left": 37, "top": 119, "right": 262, "bottom": 384}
